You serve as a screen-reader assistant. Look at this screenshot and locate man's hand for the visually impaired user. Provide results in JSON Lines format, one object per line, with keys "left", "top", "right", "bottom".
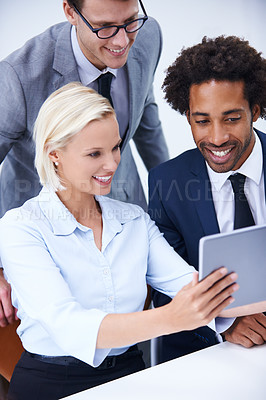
{"left": 0, "top": 269, "right": 17, "bottom": 327}
{"left": 222, "top": 313, "right": 266, "bottom": 347}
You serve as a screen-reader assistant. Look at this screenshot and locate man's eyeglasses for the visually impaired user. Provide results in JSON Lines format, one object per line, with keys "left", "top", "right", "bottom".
{"left": 73, "top": 0, "right": 148, "bottom": 39}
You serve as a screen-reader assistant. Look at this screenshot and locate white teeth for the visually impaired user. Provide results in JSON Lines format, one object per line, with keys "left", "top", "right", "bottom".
{"left": 108, "top": 47, "right": 126, "bottom": 53}
{"left": 211, "top": 149, "right": 231, "bottom": 157}
{"left": 93, "top": 175, "right": 112, "bottom": 182}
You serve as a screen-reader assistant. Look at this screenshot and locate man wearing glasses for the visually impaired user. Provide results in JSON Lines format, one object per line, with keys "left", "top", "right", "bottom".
{"left": 0, "top": 0, "right": 168, "bottom": 329}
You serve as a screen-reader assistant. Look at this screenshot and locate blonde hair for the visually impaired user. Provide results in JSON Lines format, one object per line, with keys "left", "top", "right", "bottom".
{"left": 34, "top": 82, "right": 115, "bottom": 191}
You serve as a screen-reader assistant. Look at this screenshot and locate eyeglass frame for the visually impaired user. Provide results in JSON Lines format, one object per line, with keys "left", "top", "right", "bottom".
{"left": 72, "top": 0, "right": 148, "bottom": 39}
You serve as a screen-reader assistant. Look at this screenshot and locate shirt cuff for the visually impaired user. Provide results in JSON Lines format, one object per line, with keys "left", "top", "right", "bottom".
{"left": 208, "top": 316, "right": 235, "bottom": 336}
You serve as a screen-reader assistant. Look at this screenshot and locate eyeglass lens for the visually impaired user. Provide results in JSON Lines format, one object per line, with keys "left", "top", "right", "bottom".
{"left": 97, "top": 19, "right": 145, "bottom": 39}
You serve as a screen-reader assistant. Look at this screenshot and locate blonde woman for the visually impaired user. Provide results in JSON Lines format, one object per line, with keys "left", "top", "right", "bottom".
{"left": 0, "top": 83, "right": 238, "bottom": 400}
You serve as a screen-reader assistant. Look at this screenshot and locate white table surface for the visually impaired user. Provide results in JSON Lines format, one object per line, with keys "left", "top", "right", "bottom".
{"left": 62, "top": 341, "right": 266, "bottom": 400}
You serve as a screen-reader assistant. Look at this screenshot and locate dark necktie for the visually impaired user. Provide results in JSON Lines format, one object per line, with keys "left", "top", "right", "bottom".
{"left": 97, "top": 72, "right": 113, "bottom": 107}
{"left": 228, "top": 173, "right": 255, "bottom": 229}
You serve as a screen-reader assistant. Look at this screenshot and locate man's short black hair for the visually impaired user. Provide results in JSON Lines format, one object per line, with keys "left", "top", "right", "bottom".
{"left": 67, "top": 0, "right": 130, "bottom": 10}
{"left": 163, "top": 35, "right": 266, "bottom": 119}
{"left": 67, "top": 0, "right": 83, "bottom": 9}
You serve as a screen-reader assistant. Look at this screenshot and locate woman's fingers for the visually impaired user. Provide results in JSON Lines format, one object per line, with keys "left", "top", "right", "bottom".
{"left": 189, "top": 268, "right": 239, "bottom": 323}
{"left": 207, "top": 271, "right": 238, "bottom": 297}
{"left": 203, "top": 281, "right": 239, "bottom": 318}
{"left": 192, "top": 271, "right": 199, "bottom": 287}
{"left": 168, "top": 267, "right": 240, "bottom": 332}
{"left": 207, "top": 294, "right": 236, "bottom": 321}
{"left": 197, "top": 268, "right": 238, "bottom": 298}
{"left": 198, "top": 267, "right": 229, "bottom": 291}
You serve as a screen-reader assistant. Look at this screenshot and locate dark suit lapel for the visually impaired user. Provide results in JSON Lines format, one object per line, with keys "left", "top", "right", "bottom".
{"left": 52, "top": 23, "right": 80, "bottom": 90}
{"left": 189, "top": 151, "right": 220, "bottom": 236}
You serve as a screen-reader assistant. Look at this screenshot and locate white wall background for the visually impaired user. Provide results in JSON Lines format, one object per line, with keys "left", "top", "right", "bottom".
{"left": 1, "top": 0, "right": 266, "bottom": 196}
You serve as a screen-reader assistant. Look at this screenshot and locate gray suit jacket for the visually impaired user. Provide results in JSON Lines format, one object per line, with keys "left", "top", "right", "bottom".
{"left": 0, "top": 18, "right": 168, "bottom": 216}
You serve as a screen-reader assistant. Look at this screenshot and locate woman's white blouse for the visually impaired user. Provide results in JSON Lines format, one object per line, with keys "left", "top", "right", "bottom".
{"left": 0, "top": 188, "right": 199, "bottom": 366}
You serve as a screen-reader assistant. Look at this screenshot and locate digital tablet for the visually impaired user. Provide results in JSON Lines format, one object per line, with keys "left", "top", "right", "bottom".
{"left": 199, "top": 224, "right": 266, "bottom": 317}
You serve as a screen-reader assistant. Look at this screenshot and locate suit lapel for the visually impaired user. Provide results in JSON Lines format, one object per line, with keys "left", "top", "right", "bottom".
{"left": 189, "top": 151, "right": 220, "bottom": 236}
{"left": 121, "top": 49, "right": 143, "bottom": 151}
{"left": 256, "top": 129, "right": 266, "bottom": 204}
{"left": 52, "top": 23, "right": 80, "bottom": 90}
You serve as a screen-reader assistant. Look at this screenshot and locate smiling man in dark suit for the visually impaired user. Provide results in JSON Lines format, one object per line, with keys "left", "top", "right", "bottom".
{"left": 148, "top": 35, "right": 266, "bottom": 363}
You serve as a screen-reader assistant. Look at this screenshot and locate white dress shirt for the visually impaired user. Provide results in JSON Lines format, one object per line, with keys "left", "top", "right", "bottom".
{"left": 71, "top": 26, "right": 129, "bottom": 139}
{"left": 207, "top": 132, "right": 266, "bottom": 233}
{"left": 0, "top": 187, "right": 198, "bottom": 367}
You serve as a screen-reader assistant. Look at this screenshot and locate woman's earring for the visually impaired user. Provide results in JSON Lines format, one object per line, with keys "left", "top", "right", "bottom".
{"left": 54, "top": 162, "right": 59, "bottom": 166}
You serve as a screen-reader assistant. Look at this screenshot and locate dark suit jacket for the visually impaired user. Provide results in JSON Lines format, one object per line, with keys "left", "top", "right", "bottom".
{"left": 148, "top": 128, "right": 266, "bottom": 363}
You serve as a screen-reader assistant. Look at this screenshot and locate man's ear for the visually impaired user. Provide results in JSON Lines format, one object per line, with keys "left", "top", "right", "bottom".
{"left": 63, "top": 1, "right": 78, "bottom": 26}
{"left": 252, "top": 104, "right": 261, "bottom": 123}
{"left": 186, "top": 110, "right": 191, "bottom": 125}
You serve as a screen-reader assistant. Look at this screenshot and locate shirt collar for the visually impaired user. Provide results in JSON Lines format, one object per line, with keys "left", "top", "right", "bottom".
{"left": 95, "top": 195, "right": 143, "bottom": 225}
{"left": 95, "top": 196, "right": 143, "bottom": 251}
{"left": 38, "top": 187, "right": 142, "bottom": 236}
{"left": 38, "top": 187, "right": 89, "bottom": 235}
{"left": 207, "top": 130, "right": 263, "bottom": 192}
{"left": 71, "top": 26, "right": 117, "bottom": 86}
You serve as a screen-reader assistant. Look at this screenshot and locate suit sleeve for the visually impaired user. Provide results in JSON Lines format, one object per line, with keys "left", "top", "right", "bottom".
{"left": 132, "top": 19, "right": 169, "bottom": 171}
{"left": 0, "top": 61, "right": 27, "bottom": 164}
{"left": 148, "top": 169, "right": 189, "bottom": 263}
